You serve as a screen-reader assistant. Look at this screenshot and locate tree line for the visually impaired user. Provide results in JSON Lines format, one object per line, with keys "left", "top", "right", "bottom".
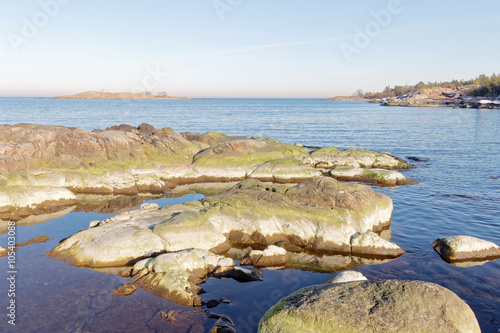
{"left": 354, "top": 73, "right": 500, "bottom": 99}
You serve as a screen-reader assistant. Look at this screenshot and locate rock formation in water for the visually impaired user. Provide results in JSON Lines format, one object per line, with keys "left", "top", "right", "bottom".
{"left": 0, "top": 123, "right": 416, "bottom": 218}
{"left": 45, "top": 177, "right": 407, "bottom": 305}
{"left": 431, "top": 235, "right": 500, "bottom": 262}
{"left": 46, "top": 178, "right": 402, "bottom": 267}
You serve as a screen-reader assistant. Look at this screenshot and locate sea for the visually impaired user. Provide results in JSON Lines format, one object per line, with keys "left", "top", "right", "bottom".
{"left": 0, "top": 98, "right": 499, "bottom": 332}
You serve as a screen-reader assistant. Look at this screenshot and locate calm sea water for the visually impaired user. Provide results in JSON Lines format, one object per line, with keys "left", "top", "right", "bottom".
{"left": 0, "top": 98, "right": 499, "bottom": 332}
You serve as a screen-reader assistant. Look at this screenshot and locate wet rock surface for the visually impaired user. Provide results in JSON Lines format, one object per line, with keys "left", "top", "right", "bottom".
{"left": 259, "top": 280, "right": 481, "bottom": 333}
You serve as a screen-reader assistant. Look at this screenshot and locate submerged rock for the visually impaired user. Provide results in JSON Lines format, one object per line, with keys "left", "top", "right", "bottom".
{"left": 431, "top": 235, "right": 500, "bottom": 262}
{"left": 258, "top": 280, "right": 480, "bottom": 333}
{"left": 209, "top": 315, "right": 237, "bottom": 333}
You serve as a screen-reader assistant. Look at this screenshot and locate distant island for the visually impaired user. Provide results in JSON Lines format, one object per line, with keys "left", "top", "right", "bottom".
{"left": 54, "top": 91, "right": 193, "bottom": 100}
{"left": 326, "top": 73, "right": 500, "bottom": 109}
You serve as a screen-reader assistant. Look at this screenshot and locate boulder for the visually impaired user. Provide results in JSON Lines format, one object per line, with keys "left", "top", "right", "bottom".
{"left": 258, "top": 280, "right": 480, "bottom": 333}
{"left": 326, "top": 270, "right": 367, "bottom": 284}
{"left": 240, "top": 245, "right": 290, "bottom": 267}
{"left": 351, "top": 232, "right": 405, "bottom": 258}
{"left": 431, "top": 235, "right": 500, "bottom": 262}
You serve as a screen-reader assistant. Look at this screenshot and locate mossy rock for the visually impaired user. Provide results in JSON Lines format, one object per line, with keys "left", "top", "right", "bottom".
{"left": 259, "top": 280, "right": 480, "bottom": 333}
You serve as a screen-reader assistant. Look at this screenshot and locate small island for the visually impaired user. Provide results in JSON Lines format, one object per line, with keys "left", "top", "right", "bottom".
{"left": 54, "top": 90, "right": 193, "bottom": 100}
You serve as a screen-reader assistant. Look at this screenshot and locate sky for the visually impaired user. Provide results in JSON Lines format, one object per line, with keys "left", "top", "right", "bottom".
{"left": 0, "top": 0, "right": 499, "bottom": 98}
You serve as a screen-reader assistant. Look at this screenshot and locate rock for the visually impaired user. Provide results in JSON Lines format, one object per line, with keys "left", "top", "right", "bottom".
{"left": 1, "top": 124, "right": 415, "bottom": 217}
{"left": 351, "top": 232, "right": 405, "bottom": 258}
{"left": 326, "top": 270, "right": 367, "bottom": 284}
{"left": 0, "top": 246, "right": 8, "bottom": 258}
{"left": 407, "top": 156, "right": 429, "bottom": 162}
{"left": 112, "top": 283, "right": 137, "bottom": 296}
{"left": 431, "top": 235, "right": 500, "bottom": 262}
{"left": 301, "top": 148, "right": 409, "bottom": 169}
{"left": 137, "top": 123, "right": 156, "bottom": 135}
{"left": 204, "top": 298, "right": 230, "bottom": 308}
{"left": 329, "top": 166, "right": 417, "bottom": 186}
{"left": 209, "top": 315, "right": 236, "bottom": 333}
{"left": 45, "top": 203, "right": 182, "bottom": 267}
{"left": 258, "top": 280, "right": 480, "bottom": 333}
{"left": 190, "top": 139, "right": 286, "bottom": 181}
{"left": 15, "top": 235, "right": 50, "bottom": 246}
{"left": 0, "top": 186, "right": 78, "bottom": 220}
{"left": 129, "top": 249, "right": 235, "bottom": 307}
{"left": 48, "top": 178, "right": 396, "bottom": 267}
{"left": 212, "top": 265, "right": 263, "bottom": 282}
{"left": 248, "top": 158, "right": 321, "bottom": 183}
{"left": 240, "top": 245, "right": 290, "bottom": 267}
{"left": 256, "top": 138, "right": 309, "bottom": 158}
{"left": 158, "top": 310, "right": 177, "bottom": 322}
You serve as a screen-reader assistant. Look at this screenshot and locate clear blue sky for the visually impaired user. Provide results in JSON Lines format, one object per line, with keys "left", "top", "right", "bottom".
{"left": 1, "top": 0, "right": 499, "bottom": 98}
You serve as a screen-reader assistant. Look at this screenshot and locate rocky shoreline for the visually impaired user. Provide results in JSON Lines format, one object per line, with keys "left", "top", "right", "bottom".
{"left": 328, "top": 88, "right": 500, "bottom": 109}
{"left": 2, "top": 123, "right": 498, "bottom": 332}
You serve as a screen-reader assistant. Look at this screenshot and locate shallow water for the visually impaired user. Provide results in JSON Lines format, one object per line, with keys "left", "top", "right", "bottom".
{"left": 0, "top": 98, "right": 499, "bottom": 332}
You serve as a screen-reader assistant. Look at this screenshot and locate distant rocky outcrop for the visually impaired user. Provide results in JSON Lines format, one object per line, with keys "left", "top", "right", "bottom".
{"left": 258, "top": 280, "right": 480, "bottom": 333}
{"left": 54, "top": 91, "right": 192, "bottom": 99}
{"left": 379, "top": 88, "right": 500, "bottom": 109}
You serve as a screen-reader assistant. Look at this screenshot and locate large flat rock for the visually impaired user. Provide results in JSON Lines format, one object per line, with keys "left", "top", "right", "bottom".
{"left": 47, "top": 178, "right": 398, "bottom": 268}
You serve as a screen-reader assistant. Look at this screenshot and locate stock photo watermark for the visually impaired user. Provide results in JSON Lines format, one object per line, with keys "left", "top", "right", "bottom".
{"left": 340, "top": 0, "right": 407, "bottom": 63}
{"left": 6, "top": 221, "right": 17, "bottom": 326}
{"left": 7, "top": 0, "right": 72, "bottom": 54}
{"left": 213, "top": 0, "right": 245, "bottom": 20}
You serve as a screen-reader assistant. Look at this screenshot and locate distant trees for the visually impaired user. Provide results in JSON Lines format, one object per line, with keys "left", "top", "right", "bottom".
{"left": 158, "top": 91, "right": 168, "bottom": 96}
{"left": 353, "top": 89, "right": 364, "bottom": 97}
{"left": 354, "top": 73, "right": 500, "bottom": 99}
